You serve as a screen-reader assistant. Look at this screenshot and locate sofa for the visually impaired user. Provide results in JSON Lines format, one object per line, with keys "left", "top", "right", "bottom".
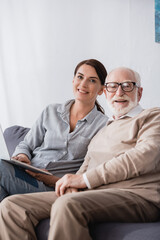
{"left": 4, "top": 125, "right": 160, "bottom": 240}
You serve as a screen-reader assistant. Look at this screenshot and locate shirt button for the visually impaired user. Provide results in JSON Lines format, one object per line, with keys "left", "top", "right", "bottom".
{"left": 63, "top": 151, "right": 66, "bottom": 155}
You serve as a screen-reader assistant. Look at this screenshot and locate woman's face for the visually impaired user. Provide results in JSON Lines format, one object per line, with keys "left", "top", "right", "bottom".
{"left": 73, "top": 64, "right": 104, "bottom": 105}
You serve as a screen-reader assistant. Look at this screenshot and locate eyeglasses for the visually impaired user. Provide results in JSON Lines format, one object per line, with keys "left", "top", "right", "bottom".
{"left": 105, "top": 82, "right": 139, "bottom": 93}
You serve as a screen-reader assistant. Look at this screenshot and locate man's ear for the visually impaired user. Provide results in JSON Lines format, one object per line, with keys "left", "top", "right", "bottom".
{"left": 138, "top": 87, "right": 143, "bottom": 102}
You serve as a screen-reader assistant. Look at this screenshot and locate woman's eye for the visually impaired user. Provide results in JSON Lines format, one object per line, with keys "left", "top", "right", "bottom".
{"left": 90, "top": 79, "right": 96, "bottom": 83}
{"left": 77, "top": 75, "right": 83, "bottom": 79}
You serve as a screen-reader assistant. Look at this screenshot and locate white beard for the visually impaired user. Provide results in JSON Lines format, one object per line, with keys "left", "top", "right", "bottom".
{"left": 107, "top": 92, "right": 138, "bottom": 118}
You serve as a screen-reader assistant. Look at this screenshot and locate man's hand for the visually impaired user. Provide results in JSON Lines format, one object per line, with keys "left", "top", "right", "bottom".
{"left": 12, "top": 154, "right": 31, "bottom": 165}
{"left": 65, "top": 187, "right": 78, "bottom": 194}
{"left": 55, "top": 174, "right": 86, "bottom": 197}
{"left": 25, "top": 170, "right": 59, "bottom": 187}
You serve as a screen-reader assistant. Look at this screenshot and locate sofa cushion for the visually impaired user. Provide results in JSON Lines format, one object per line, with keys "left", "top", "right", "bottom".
{"left": 35, "top": 218, "right": 160, "bottom": 240}
{"left": 36, "top": 218, "right": 50, "bottom": 240}
{"left": 90, "top": 222, "right": 160, "bottom": 240}
{"left": 4, "top": 125, "right": 30, "bottom": 156}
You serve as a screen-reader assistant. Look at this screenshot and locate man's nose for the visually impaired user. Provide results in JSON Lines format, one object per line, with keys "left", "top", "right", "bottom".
{"left": 115, "top": 85, "right": 124, "bottom": 96}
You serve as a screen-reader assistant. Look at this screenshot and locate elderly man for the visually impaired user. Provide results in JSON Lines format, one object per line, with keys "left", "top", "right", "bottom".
{"left": 0, "top": 67, "right": 160, "bottom": 240}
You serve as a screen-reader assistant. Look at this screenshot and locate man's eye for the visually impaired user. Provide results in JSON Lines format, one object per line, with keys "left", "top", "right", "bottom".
{"left": 122, "top": 83, "right": 130, "bottom": 87}
{"left": 109, "top": 84, "right": 117, "bottom": 88}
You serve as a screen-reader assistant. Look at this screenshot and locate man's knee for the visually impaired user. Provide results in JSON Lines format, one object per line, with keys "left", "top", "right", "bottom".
{"left": 50, "top": 193, "right": 89, "bottom": 228}
{"left": 1, "top": 194, "right": 27, "bottom": 220}
{"left": 51, "top": 193, "right": 81, "bottom": 217}
{"left": 0, "top": 196, "right": 15, "bottom": 215}
{"left": 53, "top": 193, "right": 77, "bottom": 208}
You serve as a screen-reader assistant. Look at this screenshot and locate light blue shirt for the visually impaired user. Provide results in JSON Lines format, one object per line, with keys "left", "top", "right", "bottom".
{"left": 13, "top": 100, "right": 108, "bottom": 177}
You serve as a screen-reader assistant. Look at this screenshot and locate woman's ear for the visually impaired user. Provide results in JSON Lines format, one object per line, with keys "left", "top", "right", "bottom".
{"left": 98, "top": 86, "right": 105, "bottom": 96}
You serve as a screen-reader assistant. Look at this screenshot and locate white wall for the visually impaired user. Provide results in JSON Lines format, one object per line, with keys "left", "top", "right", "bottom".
{"left": 0, "top": 0, "right": 160, "bottom": 129}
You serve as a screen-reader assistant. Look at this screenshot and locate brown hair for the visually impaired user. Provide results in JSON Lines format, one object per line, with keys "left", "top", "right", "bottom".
{"left": 74, "top": 59, "right": 107, "bottom": 114}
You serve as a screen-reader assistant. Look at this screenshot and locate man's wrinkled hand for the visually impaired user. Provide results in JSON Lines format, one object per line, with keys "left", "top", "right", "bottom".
{"left": 55, "top": 174, "right": 86, "bottom": 197}
{"left": 65, "top": 187, "right": 78, "bottom": 194}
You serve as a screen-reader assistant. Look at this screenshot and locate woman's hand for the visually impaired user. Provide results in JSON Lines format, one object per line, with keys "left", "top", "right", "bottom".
{"left": 55, "top": 174, "right": 86, "bottom": 197}
{"left": 25, "top": 170, "right": 59, "bottom": 187}
{"left": 12, "top": 154, "right": 31, "bottom": 165}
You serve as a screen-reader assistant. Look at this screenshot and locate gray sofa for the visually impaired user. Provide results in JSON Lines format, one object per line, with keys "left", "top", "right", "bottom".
{"left": 4, "top": 125, "right": 160, "bottom": 240}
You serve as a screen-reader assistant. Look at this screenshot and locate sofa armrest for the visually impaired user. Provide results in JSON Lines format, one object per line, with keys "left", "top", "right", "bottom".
{"left": 4, "top": 125, "right": 30, "bottom": 156}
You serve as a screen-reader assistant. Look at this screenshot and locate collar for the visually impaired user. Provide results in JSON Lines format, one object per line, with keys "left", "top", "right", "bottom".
{"left": 81, "top": 105, "right": 98, "bottom": 124}
{"left": 108, "top": 104, "right": 144, "bottom": 121}
{"left": 57, "top": 99, "right": 74, "bottom": 116}
{"left": 57, "top": 99, "right": 99, "bottom": 124}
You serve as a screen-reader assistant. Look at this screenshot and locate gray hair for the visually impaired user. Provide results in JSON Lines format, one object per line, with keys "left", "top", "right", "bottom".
{"left": 106, "top": 67, "right": 141, "bottom": 87}
{"left": 132, "top": 70, "right": 141, "bottom": 87}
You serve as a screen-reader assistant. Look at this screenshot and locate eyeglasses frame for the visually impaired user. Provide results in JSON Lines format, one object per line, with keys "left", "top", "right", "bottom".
{"left": 104, "top": 81, "right": 139, "bottom": 93}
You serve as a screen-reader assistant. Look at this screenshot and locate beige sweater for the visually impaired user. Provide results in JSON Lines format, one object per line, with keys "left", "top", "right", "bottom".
{"left": 77, "top": 107, "right": 160, "bottom": 207}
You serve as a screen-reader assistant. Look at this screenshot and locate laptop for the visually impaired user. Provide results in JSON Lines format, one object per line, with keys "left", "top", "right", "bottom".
{"left": 0, "top": 125, "right": 52, "bottom": 175}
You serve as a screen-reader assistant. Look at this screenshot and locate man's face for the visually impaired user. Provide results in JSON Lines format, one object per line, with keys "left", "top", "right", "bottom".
{"left": 104, "top": 68, "right": 143, "bottom": 118}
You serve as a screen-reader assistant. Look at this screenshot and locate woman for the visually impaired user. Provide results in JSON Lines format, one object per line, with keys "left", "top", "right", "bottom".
{"left": 0, "top": 59, "right": 108, "bottom": 201}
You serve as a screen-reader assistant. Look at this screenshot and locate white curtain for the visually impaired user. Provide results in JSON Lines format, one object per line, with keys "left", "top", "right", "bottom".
{"left": 0, "top": 0, "right": 160, "bottom": 129}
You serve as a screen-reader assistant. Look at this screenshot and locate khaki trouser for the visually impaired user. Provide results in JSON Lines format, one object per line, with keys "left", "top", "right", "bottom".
{"left": 0, "top": 189, "right": 159, "bottom": 240}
